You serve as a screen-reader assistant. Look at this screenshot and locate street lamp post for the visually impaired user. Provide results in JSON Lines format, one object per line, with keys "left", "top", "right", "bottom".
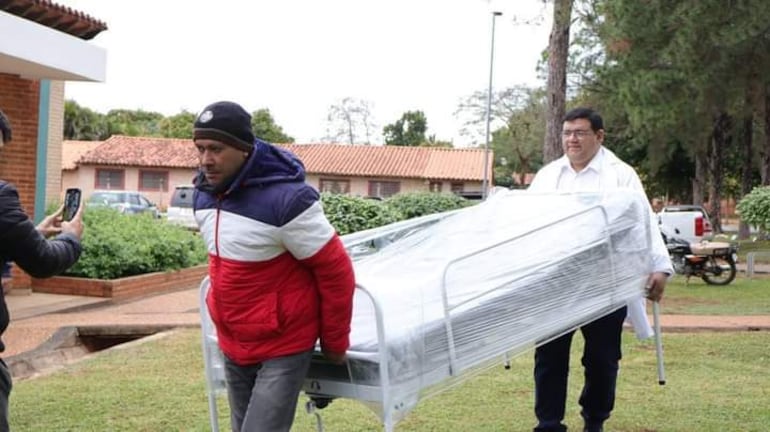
{"left": 482, "top": 11, "right": 502, "bottom": 200}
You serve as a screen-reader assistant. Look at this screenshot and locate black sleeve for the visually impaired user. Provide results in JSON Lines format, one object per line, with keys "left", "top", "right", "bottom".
{"left": 0, "top": 182, "right": 81, "bottom": 278}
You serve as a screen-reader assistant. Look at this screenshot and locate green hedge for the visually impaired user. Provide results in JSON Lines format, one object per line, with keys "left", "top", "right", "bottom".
{"left": 320, "top": 191, "right": 470, "bottom": 235}
{"left": 63, "top": 191, "right": 471, "bottom": 279}
{"left": 384, "top": 191, "right": 469, "bottom": 219}
{"left": 320, "top": 193, "right": 402, "bottom": 235}
{"left": 65, "top": 208, "right": 207, "bottom": 279}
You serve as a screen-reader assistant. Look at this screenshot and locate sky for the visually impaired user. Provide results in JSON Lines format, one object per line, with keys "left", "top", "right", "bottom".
{"left": 60, "top": 0, "right": 552, "bottom": 146}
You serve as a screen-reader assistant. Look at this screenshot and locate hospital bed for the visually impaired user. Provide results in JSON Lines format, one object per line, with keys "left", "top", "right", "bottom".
{"left": 201, "top": 190, "right": 656, "bottom": 431}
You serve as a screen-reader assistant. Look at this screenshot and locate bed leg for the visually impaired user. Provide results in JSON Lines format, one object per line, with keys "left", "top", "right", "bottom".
{"left": 305, "top": 398, "right": 328, "bottom": 432}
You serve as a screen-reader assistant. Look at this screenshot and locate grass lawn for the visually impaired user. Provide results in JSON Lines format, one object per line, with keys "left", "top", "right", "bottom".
{"left": 9, "top": 329, "right": 770, "bottom": 431}
{"left": 661, "top": 274, "right": 770, "bottom": 315}
{"left": 733, "top": 239, "right": 770, "bottom": 263}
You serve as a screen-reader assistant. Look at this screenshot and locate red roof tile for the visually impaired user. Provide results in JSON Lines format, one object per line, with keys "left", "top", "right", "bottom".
{"left": 72, "top": 136, "right": 491, "bottom": 182}
{"left": 62, "top": 140, "right": 101, "bottom": 170}
{"left": 78, "top": 135, "right": 198, "bottom": 168}
{"left": 0, "top": 0, "right": 108, "bottom": 40}
{"left": 284, "top": 144, "right": 489, "bottom": 181}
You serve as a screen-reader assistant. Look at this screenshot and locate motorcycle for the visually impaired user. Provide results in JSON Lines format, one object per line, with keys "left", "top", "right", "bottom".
{"left": 662, "top": 228, "right": 739, "bottom": 285}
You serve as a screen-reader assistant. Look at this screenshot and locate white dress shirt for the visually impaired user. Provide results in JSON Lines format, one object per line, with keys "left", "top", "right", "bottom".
{"left": 529, "top": 147, "right": 673, "bottom": 338}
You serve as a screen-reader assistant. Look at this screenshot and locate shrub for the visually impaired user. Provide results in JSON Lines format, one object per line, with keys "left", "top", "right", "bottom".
{"left": 384, "top": 191, "right": 469, "bottom": 219}
{"left": 737, "top": 186, "right": 770, "bottom": 234}
{"left": 65, "top": 208, "right": 207, "bottom": 279}
{"left": 320, "top": 193, "right": 402, "bottom": 235}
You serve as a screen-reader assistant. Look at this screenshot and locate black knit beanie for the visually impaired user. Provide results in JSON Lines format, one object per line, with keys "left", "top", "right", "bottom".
{"left": 193, "top": 101, "right": 254, "bottom": 151}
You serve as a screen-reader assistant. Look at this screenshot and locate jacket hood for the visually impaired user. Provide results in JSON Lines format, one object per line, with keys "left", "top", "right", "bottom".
{"left": 194, "top": 139, "right": 306, "bottom": 195}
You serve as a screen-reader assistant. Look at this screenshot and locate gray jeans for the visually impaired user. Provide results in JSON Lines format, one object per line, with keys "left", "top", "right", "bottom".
{"left": 224, "top": 350, "right": 313, "bottom": 432}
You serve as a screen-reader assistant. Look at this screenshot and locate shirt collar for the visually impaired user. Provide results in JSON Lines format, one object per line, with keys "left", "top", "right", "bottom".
{"left": 558, "top": 146, "right": 606, "bottom": 175}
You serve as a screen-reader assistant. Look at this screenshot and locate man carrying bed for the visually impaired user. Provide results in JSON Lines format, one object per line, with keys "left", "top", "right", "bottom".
{"left": 191, "top": 101, "right": 355, "bottom": 432}
{"left": 528, "top": 107, "right": 672, "bottom": 432}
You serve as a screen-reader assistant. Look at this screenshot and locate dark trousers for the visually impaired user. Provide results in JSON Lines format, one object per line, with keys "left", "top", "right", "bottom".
{"left": 533, "top": 307, "right": 627, "bottom": 432}
{"left": 0, "top": 358, "right": 11, "bottom": 432}
{"left": 223, "top": 350, "right": 313, "bottom": 432}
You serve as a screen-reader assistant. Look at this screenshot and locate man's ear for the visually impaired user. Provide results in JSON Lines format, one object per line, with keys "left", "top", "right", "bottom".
{"left": 0, "top": 109, "right": 11, "bottom": 142}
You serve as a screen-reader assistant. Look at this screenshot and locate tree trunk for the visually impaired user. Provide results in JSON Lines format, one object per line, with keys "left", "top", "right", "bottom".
{"left": 543, "top": 0, "right": 573, "bottom": 164}
{"left": 709, "top": 111, "right": 731, "bottom": 235}
{"left": 693, "top": 150, "right": 707, "bottom": 205}
{"left": 738, "top": 93, "right": 754, "bottom": 239}
{"left": 762, "top": 84, "right": 770, "bottom": 185}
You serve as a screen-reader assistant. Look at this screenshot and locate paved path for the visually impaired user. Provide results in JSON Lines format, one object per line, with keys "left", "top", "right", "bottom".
{"left": 3, "top": 284, "right": 769, "bottom": 365}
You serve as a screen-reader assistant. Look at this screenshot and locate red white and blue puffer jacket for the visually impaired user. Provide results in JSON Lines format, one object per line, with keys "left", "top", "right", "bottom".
{"left": 194, "top": 140, "right": 355, "bottom": 366}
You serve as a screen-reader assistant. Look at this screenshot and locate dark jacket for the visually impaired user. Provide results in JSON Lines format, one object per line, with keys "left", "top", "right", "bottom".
{"left": 194, "top": 140, "right": 355, "bottom": 365}
{"left": 0, "top": 181, "right": 82, "bottom": 352}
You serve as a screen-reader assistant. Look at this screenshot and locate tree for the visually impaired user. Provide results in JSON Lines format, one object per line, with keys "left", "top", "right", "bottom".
{"left": 159, "top": 111, "right": 196, "bottom": 139}
{"left": 324, "top": 97, "right": 377, "bottom": 145}
{"left": 543, "top": 0, "right": 573, "bottom": 164}
{"left": 575, "top": 0, "right": 770, "bottom": 222}
{"left": 383, "top": 111, "right": 428, "bottom": 146}
{"left": 763, "top": 86, "right": 770, "bottom": 186}
{"left": 105, "top": 109, "right": 164, "bottom": 137}
{"left": 63, "top": 100, "right": 108, "bottom": 140}
{"left": 456, "top": 85, "right": 545, "bottom": 187}
{"left": 251, "top": 108, "right": 294, "bottom": 143}
{"left": 421, "top": 135, "right": 453, "bottom": 148}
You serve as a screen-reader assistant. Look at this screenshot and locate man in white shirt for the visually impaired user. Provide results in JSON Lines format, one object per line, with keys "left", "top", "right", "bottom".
{"left": 528, "top": 107, "right": 672, "bottom": 432}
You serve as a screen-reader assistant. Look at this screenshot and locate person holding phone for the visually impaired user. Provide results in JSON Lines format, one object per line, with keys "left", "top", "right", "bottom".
{"left": 0, "top": 108, "right": 85, "bottom": 431}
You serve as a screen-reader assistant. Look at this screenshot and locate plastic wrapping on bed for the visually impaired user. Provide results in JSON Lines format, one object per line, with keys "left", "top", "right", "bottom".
{"left": 304, "top": 189, "right": 653, "bottom": 426}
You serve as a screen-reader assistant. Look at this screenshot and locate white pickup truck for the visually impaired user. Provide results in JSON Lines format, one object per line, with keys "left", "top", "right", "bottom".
{"left": 656, "top": 205, "right": 713, "bottom": 244}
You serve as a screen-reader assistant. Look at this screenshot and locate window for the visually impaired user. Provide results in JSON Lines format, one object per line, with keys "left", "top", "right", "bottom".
{"left": 139, "top": 170, "right": 169, "bottom": 192}
{"left": 170, "top": 185, "right": 195, "bottom": 208}
{"left": 429, "top": 181, "right": 442, "bottom": 192}
{"left": 450, "top": 182, "right": 464, "bottom": 194}
{"left": 319, "top": 178, "right": 350, "bottom": 194}
{"left": 95, "top": 169, "right": 125, "bottom": 189}
{"left": 368, "top": 181, "right": 400, "bottom": 198}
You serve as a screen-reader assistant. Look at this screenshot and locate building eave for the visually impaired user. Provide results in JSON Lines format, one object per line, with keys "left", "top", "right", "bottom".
{"left": 0, "top": 10, "right": 106, "bottom": 81}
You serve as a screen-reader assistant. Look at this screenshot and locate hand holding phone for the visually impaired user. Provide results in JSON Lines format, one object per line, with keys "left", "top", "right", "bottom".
{"left": 63, "top": 188, "right": 81, "bottom": 222}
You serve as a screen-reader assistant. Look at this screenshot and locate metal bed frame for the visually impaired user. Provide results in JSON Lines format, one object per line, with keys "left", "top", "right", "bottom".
{"left": 199, "top": 191, "right": 665, "bottom": 431}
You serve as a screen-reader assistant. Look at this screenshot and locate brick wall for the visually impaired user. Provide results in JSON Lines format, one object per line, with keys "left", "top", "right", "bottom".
{"left": 1, "top": 73, "right": 42, "bottom": 288}
{"left": 0, "top": 73, "right": 40, "bottom": 214}
{"left": 47, "top": 80, "right": 65, "bottom": 202}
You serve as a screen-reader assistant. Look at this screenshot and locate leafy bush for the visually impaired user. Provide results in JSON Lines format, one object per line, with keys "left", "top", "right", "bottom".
{"left": 320, "top": 193, "right": 402, "bottom": 235}
{"left": 63, "top": 190, "right": 470, "bottom": 279}
{"left": 737, "top": 186, "right": 770, "bottom": 234}
{"left": 65, "top": 208, "right": 207, "bottom": 279}
{"left": 384, "top": 191, "right": 469, "bottom": 219}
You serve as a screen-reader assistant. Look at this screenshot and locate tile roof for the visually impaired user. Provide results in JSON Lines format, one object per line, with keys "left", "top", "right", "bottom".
{"left": 70, "top": 136, "right": 492, "bottom": 182}
{"left": 61, "top": 140, "right": 101, "bottom": 170}
{"left": 77, "top": 135, "right": 197, "bottom": 168}
{"left": 0, "top": 0, "right": 108, "bottom": 40}
{"left": 284, "top": 144, "right": 489, "bottom": 181}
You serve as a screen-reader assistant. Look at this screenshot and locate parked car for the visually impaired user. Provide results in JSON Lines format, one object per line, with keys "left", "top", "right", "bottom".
{"left": 166, "top": 184, "right": 197, "bottom": 230}
{"left": 658, "top": 204, "right": 713, "bottom": 243}
{"left": 87, "top": 190, "right": 161, "bottom": 218}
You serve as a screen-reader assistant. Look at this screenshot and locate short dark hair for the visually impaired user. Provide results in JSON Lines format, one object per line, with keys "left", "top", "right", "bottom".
{"left": 563, "top": 107, "right": 603, "bottom": 132}
{"left": 0, "top": 109, "right": 11, "bottom": 142}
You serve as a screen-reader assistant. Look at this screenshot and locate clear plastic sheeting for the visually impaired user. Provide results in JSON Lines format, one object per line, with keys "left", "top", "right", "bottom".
{"left": 302, "top": 189, "right": 653, "bottom": 431}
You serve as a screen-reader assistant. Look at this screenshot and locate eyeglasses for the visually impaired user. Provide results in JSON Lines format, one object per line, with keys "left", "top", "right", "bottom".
{"left": 561, "top": 129, "right": 594, "bottom": 139}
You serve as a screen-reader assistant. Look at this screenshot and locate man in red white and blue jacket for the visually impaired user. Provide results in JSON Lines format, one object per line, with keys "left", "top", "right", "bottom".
{"left": 192, "top": 101, "right": 355, "bottom": 432}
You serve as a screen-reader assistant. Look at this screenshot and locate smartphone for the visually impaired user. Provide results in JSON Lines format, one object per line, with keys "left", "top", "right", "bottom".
{"left": 63, "top": 188, "right": 82, "bottom": 222}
